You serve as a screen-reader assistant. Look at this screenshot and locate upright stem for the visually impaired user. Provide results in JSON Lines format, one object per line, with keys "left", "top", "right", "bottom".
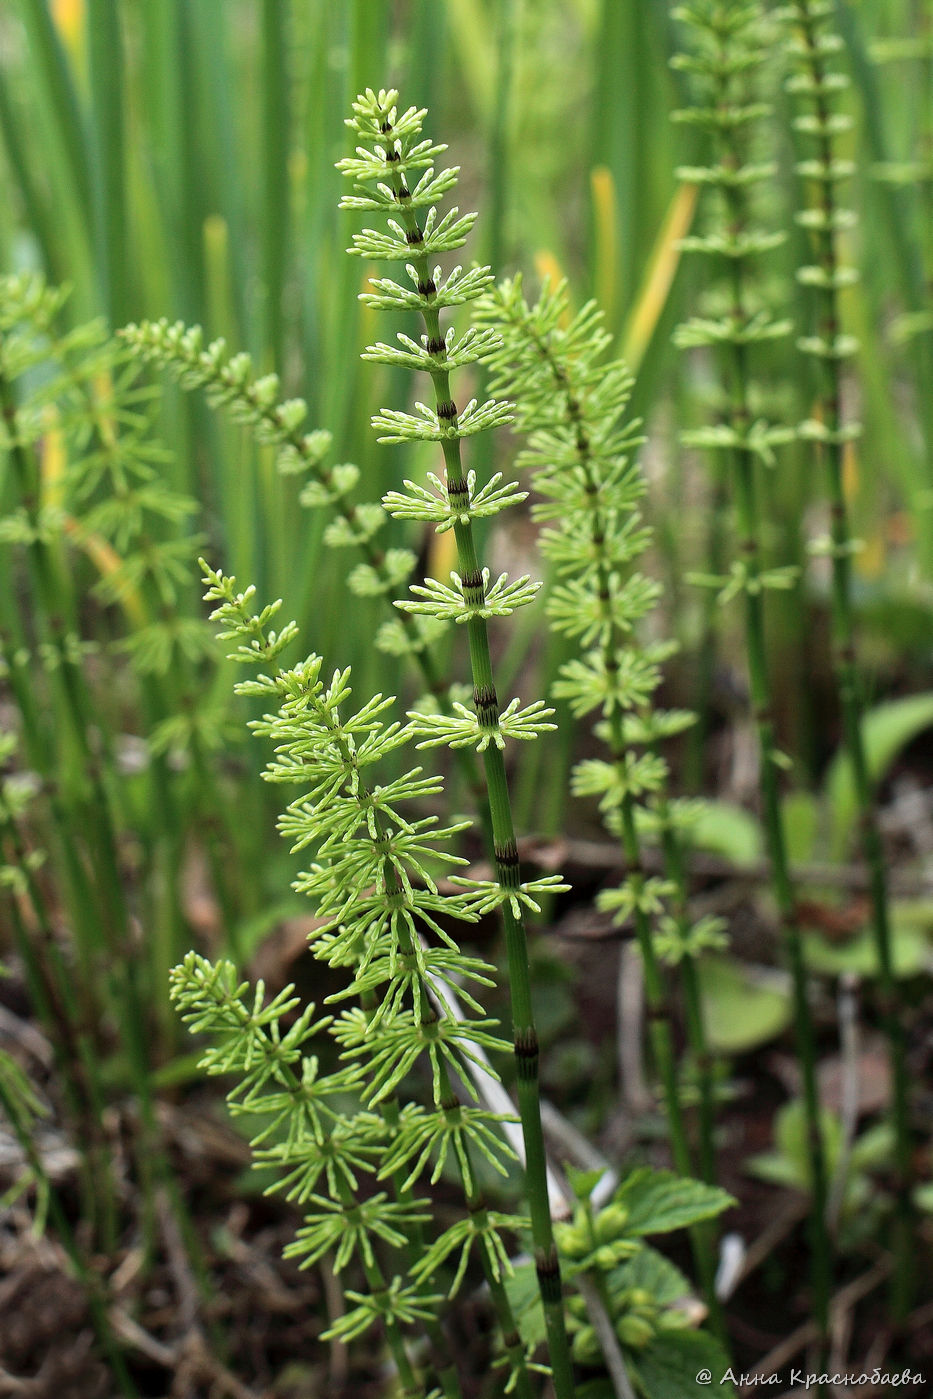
{"left": 723, "top": 245, "right": 832, "bottom": 1350}
{"left": 380, "top": 160, "right": 576, "bottom": 1398}
{"left": 788, "top": 0, "right": 913, "bottom": 1313}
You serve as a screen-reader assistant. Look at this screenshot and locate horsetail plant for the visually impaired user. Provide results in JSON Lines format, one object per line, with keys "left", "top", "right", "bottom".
{"left": 337, "top": 87, "right": 576, "bottom": 1396}
{"left": 172, "top": 565, "right": 553, "bottom": 1398}
{"left": 473, "top": 275, "right": 725, "bottom": 1315}
{"left": 173, "top": 564, "right": 738, "bottom": 1397}
{"left": 779, "top": 0, "right": 914, "bottom": 1308}
{"left": 671, "top": 0, "right": 832, "bottom": 1354}
{"left": 119, "top": 316, "right": 495, "bottom": 852}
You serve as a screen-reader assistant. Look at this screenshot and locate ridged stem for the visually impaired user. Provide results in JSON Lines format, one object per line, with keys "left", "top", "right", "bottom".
{"left": 788, "top": 0, "right": 913, "bottom": 1314}
{"left": 380, "top": 162, "right": 576, "bottom": 1399}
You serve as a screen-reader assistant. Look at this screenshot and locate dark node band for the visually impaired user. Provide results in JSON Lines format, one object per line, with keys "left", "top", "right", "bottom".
{"left": 426, "top": 336, "right": 446, "bottom": 355}
{"left": 535, "top": 1247, "right": 563, "bottom": 1303}
{"left": 418, "top": 279, "right": 437, "bottom": 297}
{"left": 474, "top": 684, "right": 497, "bottom": 710}
{"left": 514, "top": 1026, "right": 539, "bottom": 1062}
{"left": 495, "top": 840, "right": 520, "bottom": 868}
{"left": 447, "top": 476, "right": 468, "bottom": 498}
{"left": 385, "top": 148, "right": 400, "bottom": 163}
{"left": 460, "top": 568, "right": 484, "bottom": 592}
{"left": 406, "top": 226, "right": 424, "bottom": 245}
{"left": 437, "top": 399, "right": 458, "bottom": 420}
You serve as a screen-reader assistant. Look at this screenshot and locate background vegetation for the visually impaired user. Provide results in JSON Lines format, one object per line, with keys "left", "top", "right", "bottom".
{"left": 0, "top": 1, "right": 931, "bottom": 1396}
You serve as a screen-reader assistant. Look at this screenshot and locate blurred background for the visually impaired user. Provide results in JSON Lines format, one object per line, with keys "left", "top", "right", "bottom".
{"left": 0, "top": 1, "right": 932, "bottom": 1394}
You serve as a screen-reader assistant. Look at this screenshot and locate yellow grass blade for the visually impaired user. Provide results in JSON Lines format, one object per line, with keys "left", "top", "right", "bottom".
{"left": 621, "top": 181, "right": 698, "bottom": 371}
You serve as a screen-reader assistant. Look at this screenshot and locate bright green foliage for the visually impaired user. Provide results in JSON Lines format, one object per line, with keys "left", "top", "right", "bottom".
{"left": 475, "top": 276, "right": 724, "bottom": 1249}
{"left": 475, "top": 276, "right": 680, "bottom": 899}
{"left": 120, "top": 319, "right": 333, "bottom": 480}
{"left": 171, "top": 565, "right": 538, "bottom": 1393}
{"left": 119, "top": 318, "right": 438, "bottom": 659}
{"left": 339, "top": 89, "right": 576, "bottom": 1396}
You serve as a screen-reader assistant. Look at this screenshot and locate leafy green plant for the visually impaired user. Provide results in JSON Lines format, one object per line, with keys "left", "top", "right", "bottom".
{"left": 474, "top": 275, "right": 725, "bottom": 1314}
{"left": 161, "top": 84, "right": 747, "bottom": 1399}
{"left": 538, "top": 1168, "right": 733, "bottom": 1398}
{"left": 171, "top": 557, "right": 736, "bottom": 1399}
{"left": 336, "top": 87, "right": 577, "bottom": 1394}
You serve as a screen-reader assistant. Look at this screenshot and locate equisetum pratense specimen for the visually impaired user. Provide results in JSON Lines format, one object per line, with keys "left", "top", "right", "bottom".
{"left": 780, "top": 0, "right": 913, "bottom": 1309}
{"left": 174, "top": 569, "right": 548, "bottom": 1396}
{"left": 672, "top": 0, "right": 832, "bottom": 1351}
{"left": 475, "top": 276, "right": 724, "bottom": 1319}
{"left": 338, "top": 89, "right": 577, "bottom": 1397}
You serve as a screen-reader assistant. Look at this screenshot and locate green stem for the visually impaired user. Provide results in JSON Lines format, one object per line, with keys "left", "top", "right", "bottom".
{"left": 680, "top": 16, "right": 833, "bottom": 1354}
{"left": 725, "top": 265, "right": 832, "bottom": 1353}
{"left": 382, "top": 179, "right": 575, "bottom": 1397}
{"left": 790, "top": 0, "right": 913, "bottom": 1315}
{"left": 658, "top": 819, "right": 716, "bottom": 1186}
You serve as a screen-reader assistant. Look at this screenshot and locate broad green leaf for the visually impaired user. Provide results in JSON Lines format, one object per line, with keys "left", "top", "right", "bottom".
{"left": 687, "top": 799, "right": 762, "bottom": 867}
{"left": 616, "top": 1169, "right": 734, "bottom": 1236}
{"left": 803, "top": 920, "right": 927, "bottom": 979}
{"left": 567, "top": 1166, "right": 607, "bottom": 1201}
{"left": 610, "top": 1244, "right": 693, "bottom": 1306}
{"left": 629, "top": 1328, "right": 735, "bottom": 1399}
{"left": 825, "top": 692, "right": 933, "bottom": 857}
{"left": 697, "top": 957, "right": 792, "bottom": 1053}
{"left": 747, "top": 1101, "right": 844, "bottom": 1194}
